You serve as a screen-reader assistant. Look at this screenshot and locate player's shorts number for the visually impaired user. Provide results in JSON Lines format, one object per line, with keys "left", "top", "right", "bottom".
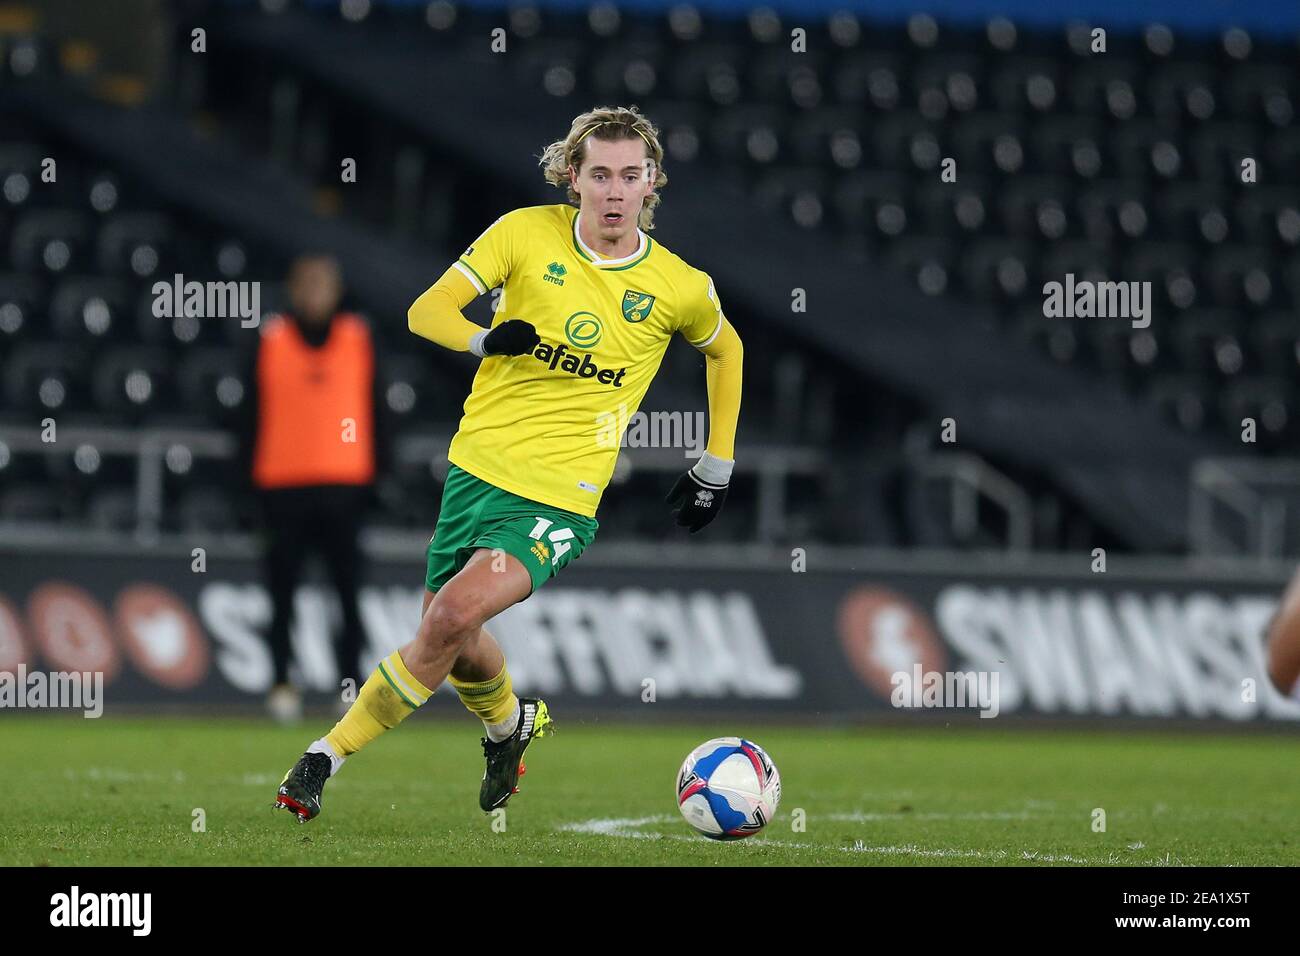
{"left": 528, "top": 516, "right": 575, "bottom": 565}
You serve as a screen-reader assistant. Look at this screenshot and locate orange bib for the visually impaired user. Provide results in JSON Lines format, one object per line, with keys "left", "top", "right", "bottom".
{"left": 252, "top": 314, "right": 376, "bottom": 489}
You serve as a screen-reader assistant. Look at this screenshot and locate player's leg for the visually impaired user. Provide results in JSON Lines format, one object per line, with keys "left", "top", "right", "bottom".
{"left": 450, "top": 626, "right": 524, "bottom": 741}
{"left": 273, "top": 465, "right": 596, "bottom": 821}
{"left": 415, "top": 586, "right": 520, "bottom": 747}
{"left": 419, "top": 579, "right": 515, "bottom": 726}
{"left": 418, "top": 584, "right": 504, "bottom": 677}
{"left": 449, "top": 621, "right": 549, "bottom": 810}
{"left": 273, "top": 471, "right": 485, "bottom": 823}
{"left": 322, "top": 548, "right": 532, "bottom": 801}
{"left": 398, "top": 547, "right": 530, "bottom": 687}
{"left": 1266, "top": 568, "right": 1300, "bottom": 697}
{"left": 450, "top": 625, "right": 503, "bottom": 679}
{"left": 273, "top": 548, "right": 530, "bottom": 822}
{"left": 444, "top": 502, "right": 598, "bottom": 810}
{"left": 404, "top": 549, "right": 548, "bottom": 811}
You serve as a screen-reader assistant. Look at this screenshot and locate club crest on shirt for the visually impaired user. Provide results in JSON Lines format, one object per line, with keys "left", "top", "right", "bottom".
{"left": 622, "top": 289, "right": 655, "bottom": 323}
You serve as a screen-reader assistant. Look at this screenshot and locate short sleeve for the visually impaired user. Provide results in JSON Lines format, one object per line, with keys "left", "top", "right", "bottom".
{"left": 678, "top": 270, "right": 724, "bottom": 348}
{"left": 453, "top": 212, "right": 518, "bottom": 295}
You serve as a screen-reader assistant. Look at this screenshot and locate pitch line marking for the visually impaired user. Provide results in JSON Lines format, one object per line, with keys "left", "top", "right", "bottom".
{"left": 556, "top": 816, "right": 1188, "bottom": 865}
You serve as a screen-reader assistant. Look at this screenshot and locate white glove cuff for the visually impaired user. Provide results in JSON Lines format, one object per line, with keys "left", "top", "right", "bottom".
{"left": 691, "top": 451, "right": 734, "bottom": 487}
{"left": 468, "top": 330, "right": 490, "bottom": 358}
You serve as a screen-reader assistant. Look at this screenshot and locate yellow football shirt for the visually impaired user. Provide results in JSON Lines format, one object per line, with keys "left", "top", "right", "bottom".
{"left": 447, "top": 204, "right": 725, "bottom": 517}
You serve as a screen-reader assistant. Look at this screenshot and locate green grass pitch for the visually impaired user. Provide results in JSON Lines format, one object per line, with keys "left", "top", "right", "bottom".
{"left": 2, "top": 715, "right": 1297, "bottom": 866}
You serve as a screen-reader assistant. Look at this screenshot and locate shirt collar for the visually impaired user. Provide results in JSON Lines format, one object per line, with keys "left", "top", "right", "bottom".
{"left": 572, "top": 209, "right": 648, "bottom": 267}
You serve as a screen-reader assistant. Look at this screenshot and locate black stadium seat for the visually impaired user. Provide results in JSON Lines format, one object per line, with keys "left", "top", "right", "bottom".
{"left": 3, "top": 341, "right": 90, "bottom": 413}
{"left": 91, "top": 346, "right": 174, "bottom": 421}
{"left": 0, "top": 272, "right": 46, "bottom": 349}
{"left": 0, "top": 483, "right": 71, "bottom": 524}
{"left": 9, "top": 208, "right": 94, "bottom": 274}
{"left": 95, "top": 211, "right": 173, "bottom": 277}
{"left": 49, "top": 276, "right": 134, "bottom": 343}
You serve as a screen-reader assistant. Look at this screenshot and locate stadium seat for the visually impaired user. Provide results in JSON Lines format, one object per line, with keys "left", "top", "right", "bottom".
{"left": 0, "top": 483, "right": 71, "bottom": 524}
{"left": 830, "top": 51, "right": 903, "bottom": 107}
{"left": 1189, "top": 121, "right": 1257, "bottom": 184}
{"left": 84, "top": 488, "right": 138, "bottom": 532}
{"left": 1248, "top": 312, "right": 1300, "bottom": 377}
{"left": 95, "top": 211, "right": 173, "bottom": 278}
{"left": 1218, "top": 375, "right": 1294, "bottom": 447}
{"left": 1171, "top": 309, "right": 1244, "bottom": 375}
{"left": 49, "top": 275, "right": 134, "bottom": 343}
{"left": 3, "top": 341, "right": 90, "bottom": 413}
{"left": 176, "top": 346, "right": 241, "bottom": 420}
{"left": 9, "top": 208, "right": 94, "bottom": 274}
{"left": 988, "top": 57, "right": 1061, "bottom": 114}
{"left": 0, "top": 272, "right": 46, "bottom": 349}
{"left": 1147, "top": 373, "right": 1213, "bottom": 433}
{"left": 90, "top": 346, "right": 174, "bottom": 421}
{"left": 174, "top": 484, "right": 239, "bottom": 534}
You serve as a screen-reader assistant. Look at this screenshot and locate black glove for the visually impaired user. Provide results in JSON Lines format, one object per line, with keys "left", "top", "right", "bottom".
{"left": 665, "top": 467, "right": 729, "bottom": 534}
{"left": 481, "top": 319, "right": 540, "bottom": 356}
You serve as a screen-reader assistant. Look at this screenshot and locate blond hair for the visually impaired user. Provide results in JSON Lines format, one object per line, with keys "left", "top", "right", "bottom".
{"left": 539, "top": 105, "right": 667, "bottom": 231}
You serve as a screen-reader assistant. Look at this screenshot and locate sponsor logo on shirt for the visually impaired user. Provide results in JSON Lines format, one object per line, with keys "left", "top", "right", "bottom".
{"left": 564, "top": 312, "right": 602, "bottom": 348}
{"left": 531, "top": 342, "right": 627, "bottom": 387}
{"left": 529, "top": 313, "right": 626, "bottom": 386}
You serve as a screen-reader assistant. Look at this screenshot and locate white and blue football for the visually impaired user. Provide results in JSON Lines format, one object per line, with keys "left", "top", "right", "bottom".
{"left": 676, "top": 737, "right": 781, "bottom": 839}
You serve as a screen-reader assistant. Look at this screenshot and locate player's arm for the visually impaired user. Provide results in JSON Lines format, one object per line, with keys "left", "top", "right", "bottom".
{"left": 666, "top": 293, "right": 743, "bottom": 533}
{"left": 699, "top": 316, "right": 743, "bottom": 463}
{"left": 407, "top": 266, "right": 538, "bottom": 357}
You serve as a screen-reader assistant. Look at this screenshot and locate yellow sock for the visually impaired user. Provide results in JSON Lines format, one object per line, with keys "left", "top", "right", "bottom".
{"left": 325, "top": 651, "right": 434, "bottom": 757}
{"left": 450, "top": 663, "right": 517, "bottom": 726}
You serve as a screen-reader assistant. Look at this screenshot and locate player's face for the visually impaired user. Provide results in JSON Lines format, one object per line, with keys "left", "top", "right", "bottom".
{"left": 570, "top": 137, "right": 655, "bottom": 241}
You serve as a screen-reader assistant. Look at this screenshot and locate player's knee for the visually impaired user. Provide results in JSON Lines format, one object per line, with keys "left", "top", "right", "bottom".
{"left": 419, "top": 591, "right": 481, "bottom": 648}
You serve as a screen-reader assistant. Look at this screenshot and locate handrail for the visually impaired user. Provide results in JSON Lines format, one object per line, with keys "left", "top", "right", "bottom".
{"left": 1190, "top": 457, "right": 1300, "bottom": 559}
{"left": 0, "top": 424, "right": 826, "bottom": 543}
{"left": 910, "top": 450, "right": 1034, "bottom": 552}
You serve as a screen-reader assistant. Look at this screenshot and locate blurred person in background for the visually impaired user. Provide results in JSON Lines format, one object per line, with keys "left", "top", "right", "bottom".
{"left": 236, "top": 254, "right": 391, "bottom": 722}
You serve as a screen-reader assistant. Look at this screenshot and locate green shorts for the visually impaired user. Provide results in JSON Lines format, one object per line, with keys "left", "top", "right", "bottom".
{"left": 424, "top": 463, "right": 599, "bottom": 595}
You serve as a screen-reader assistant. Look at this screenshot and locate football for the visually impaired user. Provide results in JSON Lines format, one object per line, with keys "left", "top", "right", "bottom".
{"left": 675, "top": 737, "right": 781, "bottom": 839}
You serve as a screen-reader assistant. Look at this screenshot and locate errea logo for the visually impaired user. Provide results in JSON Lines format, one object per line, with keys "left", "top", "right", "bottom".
{"left": 544, "top": 261, "right": 567, "bottom": 286}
